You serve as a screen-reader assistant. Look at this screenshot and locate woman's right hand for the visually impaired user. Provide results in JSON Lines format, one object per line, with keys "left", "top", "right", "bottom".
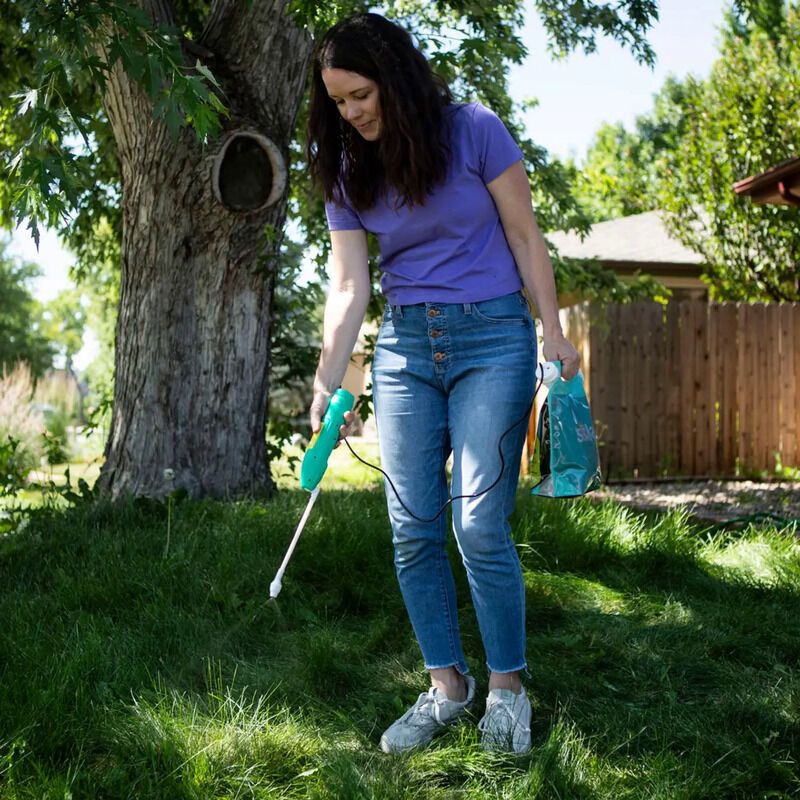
{"left": 309, "top": 390, "right": 331, "bottom": 435}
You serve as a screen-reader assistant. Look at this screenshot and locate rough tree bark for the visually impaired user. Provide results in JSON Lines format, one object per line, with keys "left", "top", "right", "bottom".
{"left": 97, "top": 0, "right": 312, "bottom": 499}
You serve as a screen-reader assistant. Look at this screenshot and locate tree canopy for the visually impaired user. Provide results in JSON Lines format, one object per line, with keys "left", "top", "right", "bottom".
{"left": 1, "top": 0, "right": 663, "bottom": 294}
{"left": 38, "top": 288, "right": 88, "bottom": 374}
{"left": 0, "top": 0, "right": 666, "bottom": 442}
{"left": 659, "top": 1, "right": 800, "bottom": 301}
{"left": 571, "top": 0, "right": 800, "bottom": 302}
{"left": 570, "top": 77, "right": 686, "bottom": 224}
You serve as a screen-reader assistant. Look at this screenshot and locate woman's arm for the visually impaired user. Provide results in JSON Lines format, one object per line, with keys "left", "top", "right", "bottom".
{"left": 487, "top": 161, "right": 581, "bottom": 380}
{"left": 310, "top": 228, "right": 371, "bottom": 432}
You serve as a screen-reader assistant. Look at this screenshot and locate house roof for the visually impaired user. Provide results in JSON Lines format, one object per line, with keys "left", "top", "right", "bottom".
{"left": 733, "top": 156, "right": 800, "bottom": 206}
{"left": 548, "top": 210, "right": 705, "bottom": 266}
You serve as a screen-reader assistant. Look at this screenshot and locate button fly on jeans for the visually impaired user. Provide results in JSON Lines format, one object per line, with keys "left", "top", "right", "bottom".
{"left": 427, "top": 308, "right": 440, "bottom": 317}
{"left": 430, "top": 329, "right": 443, "bottom": 338}
{"left": 433, "top": 352, "right": 446, "bottom": 362}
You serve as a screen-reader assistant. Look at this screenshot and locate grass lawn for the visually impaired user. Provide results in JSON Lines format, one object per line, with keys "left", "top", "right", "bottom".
{"left": 0, "top": 460, "right": 799, "bottom": 797}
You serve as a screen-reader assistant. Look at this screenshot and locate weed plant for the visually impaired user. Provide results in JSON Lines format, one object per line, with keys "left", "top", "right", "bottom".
{"left": 0, "top": 489, "right": 798, "bottom": 798}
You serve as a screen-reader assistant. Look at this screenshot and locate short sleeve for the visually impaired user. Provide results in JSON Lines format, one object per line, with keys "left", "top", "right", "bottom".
{"left": 324, "top": 188, "right": 363, "bottom": 231}
{"left": 470, "top": 103, "right": 524, "bottom": 184}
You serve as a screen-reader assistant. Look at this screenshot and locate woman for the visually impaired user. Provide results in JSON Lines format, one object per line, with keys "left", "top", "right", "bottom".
{"left": 306, "top": 13, "right": 580, "bottom": 755}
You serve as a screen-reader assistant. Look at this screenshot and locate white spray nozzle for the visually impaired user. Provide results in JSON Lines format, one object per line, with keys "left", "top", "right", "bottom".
{"left": 269, "top": 572, "right": 283, "bottom": 599}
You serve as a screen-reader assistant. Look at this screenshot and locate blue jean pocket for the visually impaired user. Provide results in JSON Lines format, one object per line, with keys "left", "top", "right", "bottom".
{"left": 470, "top": 292, "right": 529, "bottom": 325}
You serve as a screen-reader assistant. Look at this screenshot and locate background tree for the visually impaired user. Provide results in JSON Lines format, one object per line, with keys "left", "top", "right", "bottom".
{"left": 40, "top": 289, "right": 88, "bottom": 375}
{"left": 570, "top": 77, "right": 687, "bottom": 223}
{"left": 658, "top": 0, "right": 800, "bottom": 301}
{"left": 0, "top": 239, "right": 53, "bottom": 376}
{"left": 1, "top": 0, "right": 661, "bottom": 500}
{"left": 37, "top": 288, "right": 89, "bottom": 425}
{"left": 569, "top": 0, "right": 799, "bottom": 302}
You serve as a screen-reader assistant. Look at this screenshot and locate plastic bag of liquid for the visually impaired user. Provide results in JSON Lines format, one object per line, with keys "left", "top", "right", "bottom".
{"left": 531, "top": 367, "right": 602, "bottom": 498}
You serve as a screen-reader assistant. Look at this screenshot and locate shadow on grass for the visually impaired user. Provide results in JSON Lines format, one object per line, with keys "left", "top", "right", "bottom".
{"left": 0, "top": 490, "right": 798, "bottom": 797}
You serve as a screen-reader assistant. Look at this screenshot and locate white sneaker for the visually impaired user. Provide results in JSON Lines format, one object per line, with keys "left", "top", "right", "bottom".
{"left": 380, "top": 674, "right": 476, "bottom": 754}
{"left": 478, "top": 686, "right": 532, "bottom": 753}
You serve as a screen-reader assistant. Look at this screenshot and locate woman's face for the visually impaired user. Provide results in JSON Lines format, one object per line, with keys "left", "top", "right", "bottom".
{"left": 321, "top": 68, "right": 382, "bottom": 141}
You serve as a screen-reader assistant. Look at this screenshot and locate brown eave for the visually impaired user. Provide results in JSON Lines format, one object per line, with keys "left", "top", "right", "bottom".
{"left": 733, "top": 156, "right": 800, "bottom": 206}
{"left": 600, "top": 260, "right": 703, "bottom": 278}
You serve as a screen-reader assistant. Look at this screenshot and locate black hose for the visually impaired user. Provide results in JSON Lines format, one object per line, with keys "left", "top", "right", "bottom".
{"left": 343, "top": 375, "right": 544, "bottom": 523}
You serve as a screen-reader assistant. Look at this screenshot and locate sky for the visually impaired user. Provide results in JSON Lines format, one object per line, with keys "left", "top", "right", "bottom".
{"left": 8, "top": 0, "right": 729, "bottom": 366}
{"left": 508, "top": 0, "right": 728, "bottom": 161}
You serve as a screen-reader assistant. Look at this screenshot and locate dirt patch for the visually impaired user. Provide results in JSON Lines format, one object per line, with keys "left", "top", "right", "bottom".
{"left": 592, "top": 480, "right": 800, "bottom": 525}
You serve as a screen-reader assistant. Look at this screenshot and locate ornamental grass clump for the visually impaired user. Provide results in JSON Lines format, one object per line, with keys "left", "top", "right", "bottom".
{"left": 0, "top": 362, "right": 45, "bottom": 472}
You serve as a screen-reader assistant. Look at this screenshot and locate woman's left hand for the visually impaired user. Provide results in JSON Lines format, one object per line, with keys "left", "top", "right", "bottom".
{"left": 542, "top": 333, "right": 581, "bottom": 381}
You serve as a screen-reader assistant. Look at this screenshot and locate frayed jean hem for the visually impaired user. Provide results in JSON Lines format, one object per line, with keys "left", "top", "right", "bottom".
{"left": 486, "top": 662, "right": 529, "bottom": 677}
{"left": 424, "top": 661, "right": 470, "bottom": 676}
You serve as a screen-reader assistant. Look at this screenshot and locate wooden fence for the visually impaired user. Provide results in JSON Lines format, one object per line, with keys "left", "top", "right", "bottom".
{"left": 537, "top": 300, "right": 800, "bottom": 479}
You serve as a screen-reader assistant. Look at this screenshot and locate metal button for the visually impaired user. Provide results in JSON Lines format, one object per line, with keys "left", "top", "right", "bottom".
{"left": 433, "top": 352, "right": 445, "bottom": 362}
{"left": 430, "top": 329, "right": 442, "bottom": 338}
{"left": 427, "top": 308, "right": 440, "bottom": 317}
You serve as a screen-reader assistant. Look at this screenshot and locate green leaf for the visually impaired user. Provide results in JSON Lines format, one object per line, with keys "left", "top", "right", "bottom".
{"left": 195, "top": 60, "right": 223, "bottom": 92}
{"left": 13, "top": 89, "right": 39, "bottom": 116}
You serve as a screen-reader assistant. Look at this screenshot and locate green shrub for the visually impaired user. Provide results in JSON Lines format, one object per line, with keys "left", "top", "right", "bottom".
{"left": 0, "top": 436, "right": 28, "bottom": 499}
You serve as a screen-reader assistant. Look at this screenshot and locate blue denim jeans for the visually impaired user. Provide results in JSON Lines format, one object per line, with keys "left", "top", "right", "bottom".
{"left": 372, "top": 290, "right": 537, "bottom": 675}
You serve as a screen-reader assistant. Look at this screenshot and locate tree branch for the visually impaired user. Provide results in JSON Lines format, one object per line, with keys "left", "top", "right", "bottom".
{"left": 198, "top": 0, "right": 312, "bottom": 140}
{"left": 198, "top": 0, "right": 237, "bottom": 49}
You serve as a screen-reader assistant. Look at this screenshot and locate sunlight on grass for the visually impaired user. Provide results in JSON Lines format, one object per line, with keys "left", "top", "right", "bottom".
{"left": 650, "top": 596, "right": 695, "bottom": 626}
{"left": 26, "top": 459, "right": 103, "bottom": 487}
{"left": 705, "top": 529, "right": 800, "bottom": 589}
{"left": 114, "top": 680, "right": 323, "bottom": 796}
{"left": 709, "top": 538, "right": 784, "bottom": 584}
{"left": 525, "top": 571, "right": 629, "bottom": 615}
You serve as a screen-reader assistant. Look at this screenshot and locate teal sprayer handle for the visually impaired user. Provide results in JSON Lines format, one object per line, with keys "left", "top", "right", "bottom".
{"left": 300, "top": 388, "right": 355, "bottom": 492}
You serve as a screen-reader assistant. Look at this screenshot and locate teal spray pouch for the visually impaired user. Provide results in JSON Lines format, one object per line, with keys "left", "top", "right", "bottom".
{"left": 531, "top": 367, "right": 602, "bottom": 498}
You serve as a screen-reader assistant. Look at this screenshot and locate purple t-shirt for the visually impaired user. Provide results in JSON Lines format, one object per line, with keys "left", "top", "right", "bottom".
{"left": 325, "top": 102, "right": 525, "bottom": 305}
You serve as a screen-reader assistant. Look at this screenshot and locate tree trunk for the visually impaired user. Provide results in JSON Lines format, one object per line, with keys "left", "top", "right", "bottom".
{"left": 97, "top": 0, "right": 312, "bottom": 499}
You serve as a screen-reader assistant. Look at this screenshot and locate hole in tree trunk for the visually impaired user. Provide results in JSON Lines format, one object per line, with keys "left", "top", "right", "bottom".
{"left": 212, "top": 131, "right": 286, "bottom": 213}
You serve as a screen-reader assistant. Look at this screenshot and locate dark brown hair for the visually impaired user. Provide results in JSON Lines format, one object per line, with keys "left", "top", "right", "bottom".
{"left": 307, "top": 13, "right": 453, "bottom": 212}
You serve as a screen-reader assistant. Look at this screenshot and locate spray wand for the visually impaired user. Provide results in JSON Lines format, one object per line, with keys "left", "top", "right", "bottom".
{"left": 268, "top": 388, "right": 354, "bottom": 600}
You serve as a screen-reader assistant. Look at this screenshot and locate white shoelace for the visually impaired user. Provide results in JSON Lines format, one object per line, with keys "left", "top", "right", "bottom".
{"left": 400, "top": 689, "right": 450, "bottom": 727}
{"left": 478, "top": 696, "right": 531, "bottom": 738}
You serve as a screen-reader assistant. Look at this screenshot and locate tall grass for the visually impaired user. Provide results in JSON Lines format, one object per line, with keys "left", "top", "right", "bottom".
{"left": 0, "top": 490, "right": 798, "bottom": 798}
{"left": 0, "top": 362, "right": 44, "bottom": 470}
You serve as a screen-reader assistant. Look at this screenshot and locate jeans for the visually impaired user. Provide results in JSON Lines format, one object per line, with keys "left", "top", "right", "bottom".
{"left": 372, "top": 290, "right": 537, "bottom": 675}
